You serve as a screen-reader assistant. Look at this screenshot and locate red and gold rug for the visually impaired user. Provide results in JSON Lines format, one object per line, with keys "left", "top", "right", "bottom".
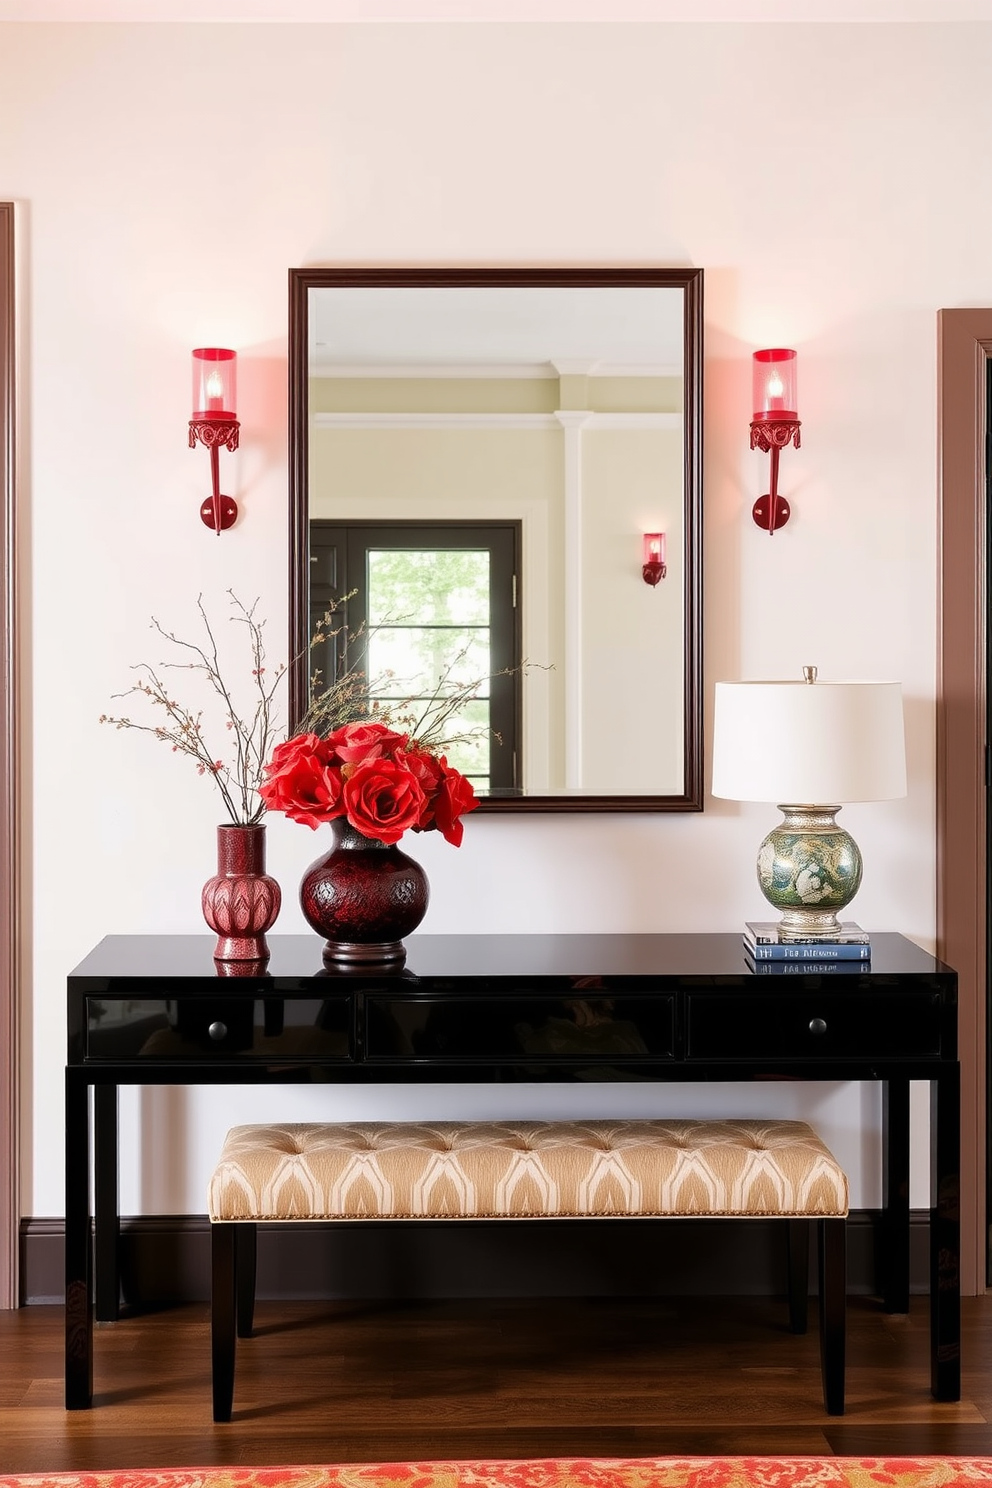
{"left": 4, "top": 1462, "right": 992, "bottom": 1488}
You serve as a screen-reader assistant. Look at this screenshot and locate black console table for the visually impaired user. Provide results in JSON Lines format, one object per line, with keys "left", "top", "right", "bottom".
{"left": 64, "top": 930, "right": 960, "bottom": 1409}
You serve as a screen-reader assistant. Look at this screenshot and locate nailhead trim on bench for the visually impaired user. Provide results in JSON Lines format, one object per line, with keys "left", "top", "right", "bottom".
{"left": 208, "top": 1117, "right": 848, "bottom": 1421}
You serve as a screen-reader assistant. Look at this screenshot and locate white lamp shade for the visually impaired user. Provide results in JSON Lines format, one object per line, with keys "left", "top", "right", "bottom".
{"left": 711, "top": 679, "right": 907, "bottom": 804}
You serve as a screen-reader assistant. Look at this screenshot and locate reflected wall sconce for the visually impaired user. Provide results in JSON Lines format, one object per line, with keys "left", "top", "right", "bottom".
{"left": 642, "top": 532, "right": 667, "bottom": 585}
{"left": 750, "top": 348, "right": 801, "bottom": 535}
{"left": 189, "top": 347, "right": 240, "bottom": 535}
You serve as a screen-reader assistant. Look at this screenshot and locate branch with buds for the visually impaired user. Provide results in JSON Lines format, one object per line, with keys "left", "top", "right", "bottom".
{"left": 101, "top": 592, "right": 286, "bottom": 826}
{"left": 302, "top": 594, "right": 529, "bottom": 755}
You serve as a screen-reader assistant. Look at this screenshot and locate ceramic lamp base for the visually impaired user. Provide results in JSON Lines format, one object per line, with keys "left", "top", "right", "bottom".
{"left": 756, "top": 804, "right": 863, "bottom": 941}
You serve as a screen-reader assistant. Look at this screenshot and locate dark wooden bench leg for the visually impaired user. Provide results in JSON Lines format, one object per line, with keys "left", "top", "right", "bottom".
{"left": 211, "top": 1222, "right": 237, "bottom": 1422}
{"left": 818, "top": 1217, "right": 846, "bottom": 1415}
{"left": 236, "top": 1224, "right": 257, "bottom": 1339}
{"left": 787, "top": 1218, "right": 810, "bottom": 1334}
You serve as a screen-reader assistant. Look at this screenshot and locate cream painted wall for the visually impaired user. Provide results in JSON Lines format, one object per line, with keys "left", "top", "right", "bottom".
{"left": 0, "top": 20, "right": 972, "bottom": 1223}
{"left": 580, "top": 425, "right": 684, "bottom": 792}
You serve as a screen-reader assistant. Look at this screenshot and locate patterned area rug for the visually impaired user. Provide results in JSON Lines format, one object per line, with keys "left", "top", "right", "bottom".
{"left": 4, "top": 1462, "right": 992, "bottom": 1488}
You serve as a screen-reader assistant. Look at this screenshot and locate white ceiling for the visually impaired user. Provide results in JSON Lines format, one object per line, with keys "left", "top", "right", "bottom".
{"left": 4, "top": 0, "right": 992, "bottom": 18}
{"left": 310, "top": 285, "right": 686, "bottom": 375}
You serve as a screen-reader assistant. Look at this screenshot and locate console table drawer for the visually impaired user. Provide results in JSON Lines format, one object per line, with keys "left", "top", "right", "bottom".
{"left": 84, "top": 997, "right": 352, "bottom": 1061}
{"left": 367, "top": 994, "right": 676, "bottom": 1062}
{"left": 686, "top": 990, "right": 944, "bottom": 1061}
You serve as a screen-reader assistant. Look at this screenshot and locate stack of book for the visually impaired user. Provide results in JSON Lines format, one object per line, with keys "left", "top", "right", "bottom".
{"left": 743, "top": 921, "right": 871, "bottom": 975}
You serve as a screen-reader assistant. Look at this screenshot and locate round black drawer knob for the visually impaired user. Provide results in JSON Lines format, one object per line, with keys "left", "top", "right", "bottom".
{"left": 808, "top": 1017, "right": 828, "bottom": 1036}
{"left": 208, "top": 1020, "right": 228, "bottom": 1041}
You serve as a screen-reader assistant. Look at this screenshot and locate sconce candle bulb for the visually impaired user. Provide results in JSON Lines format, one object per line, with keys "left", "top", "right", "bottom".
{"left": 750, "top": 347, "right": 801, "bottom": 535}
{"left": 204, "top": 370, "right": 225, "bottom": 408}
{"left": 189, "top": 347, "right": 240, "bottom": 535}
{"left": 642, "top": 532, "right": 667, "bottom": 586}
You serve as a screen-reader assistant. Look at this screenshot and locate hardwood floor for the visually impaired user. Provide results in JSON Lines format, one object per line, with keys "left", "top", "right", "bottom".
{"left": 2, "top": 1293, "right": 992, "bottom": 1473}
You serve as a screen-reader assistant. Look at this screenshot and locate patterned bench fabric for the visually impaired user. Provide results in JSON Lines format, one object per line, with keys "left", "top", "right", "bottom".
{"left": 208, "top": 1118, "right": 849, "bottom": 1222}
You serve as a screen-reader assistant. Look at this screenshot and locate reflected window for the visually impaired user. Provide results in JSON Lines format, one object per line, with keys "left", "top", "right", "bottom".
{"left": 310, "top": 520, "right": 521, "bottom": 794}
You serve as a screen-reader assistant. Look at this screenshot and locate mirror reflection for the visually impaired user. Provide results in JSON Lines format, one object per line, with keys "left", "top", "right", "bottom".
{"left": 288, "top": 268, "right": 703, "bottom": 812}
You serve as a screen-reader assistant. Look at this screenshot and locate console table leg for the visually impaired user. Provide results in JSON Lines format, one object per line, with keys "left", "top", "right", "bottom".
{"left": 881, "top": 1076, "right": 910, "bottom": 1312}
{"left": 64, "top": 1070, "right": 92, "bottom": 1409}
{"left": 931, "top": 1063, "right": 961, "bottom": 1401}
{"left": 94, "top": 1083, "right": 119, "bottom": 1322}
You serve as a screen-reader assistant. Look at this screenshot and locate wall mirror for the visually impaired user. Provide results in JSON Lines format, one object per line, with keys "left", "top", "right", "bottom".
{"left": 288, "top": 267, "right": 703, "bottom": 813}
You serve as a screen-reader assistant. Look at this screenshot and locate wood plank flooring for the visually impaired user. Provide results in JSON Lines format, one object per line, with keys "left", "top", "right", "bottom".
{"left": 2, "top": 1294, "right": 992, "bottom": 1473}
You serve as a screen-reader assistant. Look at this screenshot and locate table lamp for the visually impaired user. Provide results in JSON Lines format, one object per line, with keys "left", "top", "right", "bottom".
{"left": 711, "top": 667, "right": 907, "bottom": 940}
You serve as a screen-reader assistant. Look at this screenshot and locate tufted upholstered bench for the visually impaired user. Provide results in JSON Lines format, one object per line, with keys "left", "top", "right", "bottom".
{"left": 208, "top": 1117, "right": 848, "bottom": 1421}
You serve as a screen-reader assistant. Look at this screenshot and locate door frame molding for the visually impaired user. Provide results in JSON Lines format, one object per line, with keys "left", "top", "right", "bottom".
{"left": 0, "top": 202, "right": 18, "bottom": 1309}
{"left": 936, "top": 308, "right": 991, "bottom": 1296}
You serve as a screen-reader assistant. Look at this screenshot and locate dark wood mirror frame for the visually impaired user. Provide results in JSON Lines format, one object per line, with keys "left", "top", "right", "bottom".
{"left": 288, "top": 266, "right": 704, "bottom": 813}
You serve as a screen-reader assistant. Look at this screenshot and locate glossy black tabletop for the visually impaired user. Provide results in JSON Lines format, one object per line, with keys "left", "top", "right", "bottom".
{"left": 67, "top": 930, "right": 952, "bottom": 985}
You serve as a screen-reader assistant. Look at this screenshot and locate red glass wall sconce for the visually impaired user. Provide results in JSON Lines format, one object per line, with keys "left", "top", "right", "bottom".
{"left": 189, "top": 348, "right": 239, "bottom": 535}
{"left": 642, "top": 532, "right": 667, "bottom": 585}
{"left": 750, "top": 348, "right": 801, "bottom": 534}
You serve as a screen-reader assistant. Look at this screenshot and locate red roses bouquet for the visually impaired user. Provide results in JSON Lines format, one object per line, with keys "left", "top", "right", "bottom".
{"left": 260, "top": 720, "right": 478, "bottom": 848}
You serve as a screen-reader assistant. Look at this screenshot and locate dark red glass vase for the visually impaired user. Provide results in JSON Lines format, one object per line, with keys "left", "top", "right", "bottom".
{"left": 201, "top": 823, "right": 282, "bottom": 964}
{"left": 299, "top": 817, "right": 430, "bottom": 968}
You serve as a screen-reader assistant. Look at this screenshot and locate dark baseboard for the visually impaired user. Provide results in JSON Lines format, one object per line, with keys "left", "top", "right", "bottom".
{"left": 19, "top": 1210, "right": 930, "bottom": 1307}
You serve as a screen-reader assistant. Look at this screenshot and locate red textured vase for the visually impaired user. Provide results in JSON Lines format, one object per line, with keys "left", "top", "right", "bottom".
{"left": 202, "top": 823, "right": 282, "bottom": 963}
{"left": 299, "top": 818, "right": 429, "bottom": 968}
